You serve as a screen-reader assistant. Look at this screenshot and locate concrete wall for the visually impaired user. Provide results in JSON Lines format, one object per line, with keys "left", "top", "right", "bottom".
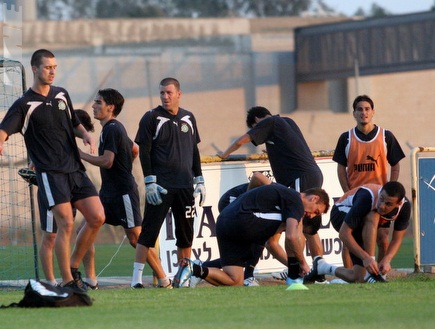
{"left": 6, "top": 16, "right": 433, "bottom": 199}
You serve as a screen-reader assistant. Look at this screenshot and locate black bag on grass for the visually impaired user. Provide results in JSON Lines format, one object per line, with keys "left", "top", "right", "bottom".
{"left": 1, "top": 279, "right": 93, "bottom": 308}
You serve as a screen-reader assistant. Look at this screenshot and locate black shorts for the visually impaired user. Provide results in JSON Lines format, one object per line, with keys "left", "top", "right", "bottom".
{"left": 287, "top": 170, "right": 323, "bottom": 192}
{"left": 100, "top": 189, "right": 142, "bottom": 229}
{"left": 37, "top": 170, "right": 98, "bottom": 208}
{"left": 330, "top": 205, "right": 364, "bottom": 266}
{"left": 38, "top": 192, "right": 78, "bottom": 233}
{"left": 216, "top": 214, "right": 278, "bottom": 267}
{"left": 217, "top": 236, "right": 258, "bottom": 268}
{"left": 138, "top": 187, "right": 195, "bottom": 248}
{"left": 330, "top": 205, "right": 346, "bottom": 232}
{"left": 216, "top": 215, "right": 253, "bottom": 267}
{"left": 38, "top": 191, "right": 56, "bottom": 233}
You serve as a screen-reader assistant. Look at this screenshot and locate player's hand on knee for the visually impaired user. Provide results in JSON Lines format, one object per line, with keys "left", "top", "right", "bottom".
{"left": 145, "top": 175, "right": 167, "bottom": 205}
{"left": 193, "top": 176, "right": 206, "bottom": 206}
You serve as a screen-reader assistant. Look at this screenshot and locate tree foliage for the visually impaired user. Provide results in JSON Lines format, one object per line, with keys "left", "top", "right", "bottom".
{"left": 245, "top": 0, "right": 312, "bottom": 17}
{"left": 170, "top": 0, "right": 230, "bottom": 18}
{"left": 95, "top": 0, "right": 167, "bottom": 18}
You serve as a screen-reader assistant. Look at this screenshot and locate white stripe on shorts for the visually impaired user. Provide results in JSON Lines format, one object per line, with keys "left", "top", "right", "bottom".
{"left": 41, "top": 172, "right": 55, "bottom": 207}
{"left": 123, "top": 194, "right": 135, "bottom": 228}
{"left": 46, "top": 210, "right": 55, "bottom": 233}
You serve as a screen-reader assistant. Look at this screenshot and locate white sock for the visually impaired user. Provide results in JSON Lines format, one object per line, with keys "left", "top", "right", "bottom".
{"left": 158, "top": 277, "right": 171, "bottom": 287}
{"left": 132, "top": 262, "right": 145, "bottom": 286}
{"left": 85, "top": 278, "right": 98, "bottom": 286}
{"left": 47, "top": 280, "right": 58, "bottom": 287}
{"left": 317, "top": 258, "right": 338, "bottom": 276}
{"left": 364, "top": 271, "right": 371, "bottom": 281}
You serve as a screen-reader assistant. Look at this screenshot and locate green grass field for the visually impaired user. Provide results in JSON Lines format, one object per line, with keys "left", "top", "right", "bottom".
{"left": 61, "top": 236, "right": 418, "bottom": 277}
{"left": 1, "top": 237, "right": 431, "bottom": 329}
{"left": 1, "top": 236, "right": 415, "bottom": 281}
{"left": 1, "top": 274, "right": 434, "bottom": 329}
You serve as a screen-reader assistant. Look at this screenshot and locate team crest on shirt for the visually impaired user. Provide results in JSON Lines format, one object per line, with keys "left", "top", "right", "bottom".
{"left": 58, "top": 100, "right": 67, "bottom": 111}
{"left": 181, "top": 123, "right": 189, "bottom": 133}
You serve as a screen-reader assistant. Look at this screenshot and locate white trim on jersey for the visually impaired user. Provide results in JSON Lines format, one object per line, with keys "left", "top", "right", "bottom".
{"left": 22, "top": 101, "right": 43, "bottom": 135}
{"left": 253, "top": 212, "right": 282, "bottom": 221}
{"left": 294, "top": 178, "right": 301, "bottom": 192}
{"left": 153, "top": 116, "right": 170, "bottom": 140}
{"left": 180, "top": 115, "right": 194, "bottom": 135}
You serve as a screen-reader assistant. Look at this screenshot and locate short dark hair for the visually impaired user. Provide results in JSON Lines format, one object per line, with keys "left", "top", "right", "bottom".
{"left": 98, "top": 88, "right": 124, "bottom": 117}
{"left": 159, "top": 77, "right": 180, "bottom": 91}
{"left": 352, "top": 95, "right": 374, "bottom": 111}
{"left": 381, "top": 181, "right": 406, "bottom": 201}
{"left": 303, "top": 187, "right": 330, "bottom": 214}
{"left": 75, "top": 109, "right": 94, "bottom": 132}
{"left": 246, "top": 106, "right": 272, "bottom": 128}
{"left": 31, "top": 49, "right": 55, "bottom": 67}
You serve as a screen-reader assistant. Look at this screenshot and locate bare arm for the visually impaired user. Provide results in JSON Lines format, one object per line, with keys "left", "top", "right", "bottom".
{"left": 339, "top": 220, "right": 379, "bottom": 275}
{"left": 80, "top": 149, "right": 115, "bottom": 169}
{"left": 389, "top": 162, "right": 400, "bottom": 181}
{"left": 74, "top": 124, "right": 96, "bottom": 154}
{"left": 247, "top": 172, "right": 272, "bottom": 190}
{"left": 337, "top": 164, "right": 349, "bottom": 192}
{"left": 265, "top": 226, "right": 287, "bottom": 266}
{"left": 285, "top": 217, "right": 309, "bottom": 276}
{"left": 304, "top": 233, "right": 323, "bottom": 258}
{"left": 0, "top": 129, "right": 8, "bottom": 155}
{"left": 132, "top": 142, "right": 139, "bottom": 160}
{"left": 217, "top": 133, "right": 252, "bottom": 159}
{"left": 378, "top": 229, "right": 406, "bottom": 275}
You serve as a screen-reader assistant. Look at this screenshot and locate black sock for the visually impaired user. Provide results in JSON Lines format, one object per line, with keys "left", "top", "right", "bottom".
{"left": 287, "top": 257, "right": 300, "bottom": 279}
{"left": 244, "top": 265, "right": 255, "bottom": 279}
{"left": 203, "top": 258, "right": 221, "bottom": 269}
{"left": 193, "top": 263, "right": 209, "bottom": 279}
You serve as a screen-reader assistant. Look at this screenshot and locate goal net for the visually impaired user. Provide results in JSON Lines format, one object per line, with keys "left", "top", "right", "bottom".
{"left": 0, "top": 57, "right": 38, "bottom": 289}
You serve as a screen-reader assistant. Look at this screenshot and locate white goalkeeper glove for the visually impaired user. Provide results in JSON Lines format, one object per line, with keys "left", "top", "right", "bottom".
{"left": 145, "top": 175, "right": 167, "bottom": 206}
{"left": 193, "top": 176, "right": 206, "bottom": 207}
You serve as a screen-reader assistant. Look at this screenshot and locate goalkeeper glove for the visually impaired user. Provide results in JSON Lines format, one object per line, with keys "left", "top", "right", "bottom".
{"left": 193, "top": 176, "right": 206, "bottom": 207}
{"left": 145, "top": 175, "right": 168, "bottom": 206}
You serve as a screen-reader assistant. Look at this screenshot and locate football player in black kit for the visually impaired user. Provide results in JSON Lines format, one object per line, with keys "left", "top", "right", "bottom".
{"left": 131, "top": 77, "right": 206, "bottom": 289}
{"left": 0, "top": 49, "right": 105, "bottom": 292}
{"left": 79, "top": 88, "right": 164, "bottom": 289}
{"left": 216, "top": 106, "right": 325, "bottom": 284}
{"left": 174, "top": 183, "right": 329, "bottom": 287}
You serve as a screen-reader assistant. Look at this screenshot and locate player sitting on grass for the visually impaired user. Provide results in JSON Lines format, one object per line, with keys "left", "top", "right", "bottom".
{"left": 303, "top": 181, "right": 410, "bottom": 284}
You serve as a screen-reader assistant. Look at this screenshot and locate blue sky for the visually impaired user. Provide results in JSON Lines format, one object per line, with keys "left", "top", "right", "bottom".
{"left": 322, "top": 0, "right": 434, "bottom": 16}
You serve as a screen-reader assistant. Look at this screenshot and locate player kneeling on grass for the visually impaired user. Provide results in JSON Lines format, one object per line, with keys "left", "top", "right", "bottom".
{"left": 303, "top": 181, "right": 410, "bottom": 284}
{"left": 172, "top": 183, "right": 329, "bottom": 287}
